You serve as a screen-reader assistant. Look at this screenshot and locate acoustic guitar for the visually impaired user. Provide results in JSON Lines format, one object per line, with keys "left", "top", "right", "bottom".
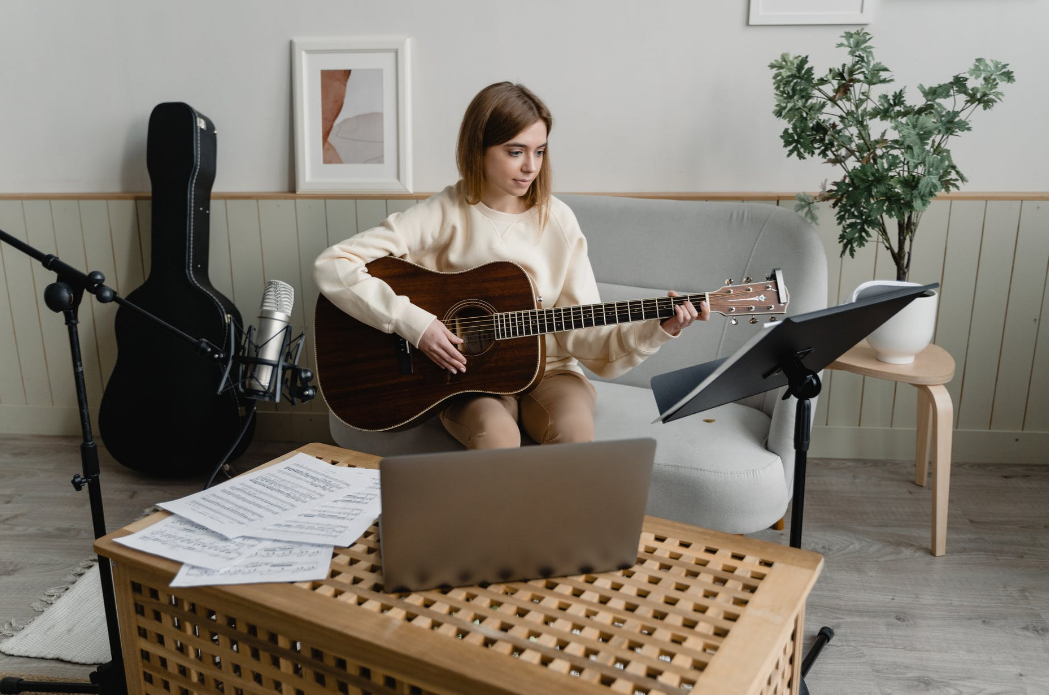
{"left": 99, "top": 103, "right": 253, "bottom": 477}
{"left": 315, "top": 257, "right": 789, "bottom": 431}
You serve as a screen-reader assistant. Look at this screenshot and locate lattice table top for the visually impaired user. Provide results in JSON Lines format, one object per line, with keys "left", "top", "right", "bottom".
{"left": 97, "top": 443, "right": 823, "bottom": 695}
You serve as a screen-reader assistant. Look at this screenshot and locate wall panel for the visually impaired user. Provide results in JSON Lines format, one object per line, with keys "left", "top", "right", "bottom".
{"left": 990, "top": 202, "right": 1049, "bottom": 431}
{"left": 0, "top": 201, "right": 51, "bottom": 407}
{"left": 0, "top": 204, "right": 27, "bottom": 406}
{"left": 22, "top": 201, "right": 74, "bottom": 407}
{"left": 935, "top": 200, "right": 986, "bottom": 427}
{"left": 2, "top": 193, "right": 1048, "bottom": 464}
{"left": 956, "top": 201, "right": 1022, "bottom": 430}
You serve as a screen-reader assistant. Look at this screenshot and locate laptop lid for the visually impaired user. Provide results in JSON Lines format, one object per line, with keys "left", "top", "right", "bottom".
{"left": 378, "top": 438, "right": 656, "bottom": 593}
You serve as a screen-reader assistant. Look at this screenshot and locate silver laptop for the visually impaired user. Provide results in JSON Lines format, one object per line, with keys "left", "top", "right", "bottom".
{"left": 379, "top": 438, "right": 656, "bottom": 593}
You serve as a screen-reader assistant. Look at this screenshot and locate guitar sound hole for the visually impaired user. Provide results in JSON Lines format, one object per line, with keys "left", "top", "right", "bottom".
{"left": 450, "top": 305, "right": 496, "bottom": 356}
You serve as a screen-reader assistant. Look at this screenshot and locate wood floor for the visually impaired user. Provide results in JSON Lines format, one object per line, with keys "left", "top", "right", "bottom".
{"left": 1, "top": 434, "right": 1047, "bottom": 694}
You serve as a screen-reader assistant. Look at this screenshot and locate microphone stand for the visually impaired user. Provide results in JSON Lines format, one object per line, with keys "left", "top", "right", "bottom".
{"left": 0, "top": 228, "right": 226, "bottom": 695}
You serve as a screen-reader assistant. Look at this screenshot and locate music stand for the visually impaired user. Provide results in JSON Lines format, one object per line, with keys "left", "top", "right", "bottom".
{"left": 651, "top": 282, "right": 937, "bottom": 693}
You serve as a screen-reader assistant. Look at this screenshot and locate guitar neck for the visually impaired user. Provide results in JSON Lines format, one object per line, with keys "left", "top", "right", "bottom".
{"left": 491, "top": 294, "right": 707, "bottom": 339}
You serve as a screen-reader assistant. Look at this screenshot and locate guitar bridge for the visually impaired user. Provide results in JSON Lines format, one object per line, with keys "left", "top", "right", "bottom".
{"left": 397, "top": 336, "right": 413, "bottom": 375}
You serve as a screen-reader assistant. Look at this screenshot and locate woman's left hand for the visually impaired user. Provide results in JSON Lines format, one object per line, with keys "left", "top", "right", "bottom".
{"left": 660, "top": 291, "right": 709, "bottom": 336}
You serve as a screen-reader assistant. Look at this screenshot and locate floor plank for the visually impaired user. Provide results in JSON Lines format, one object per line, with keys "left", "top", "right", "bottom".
{"left": 2, "top": 435, "right": 1048, "bottom": 692}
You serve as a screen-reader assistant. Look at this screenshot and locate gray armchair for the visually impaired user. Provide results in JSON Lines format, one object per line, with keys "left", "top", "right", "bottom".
{"left": 328, "top": 195, "right": 828, "bottom": 535}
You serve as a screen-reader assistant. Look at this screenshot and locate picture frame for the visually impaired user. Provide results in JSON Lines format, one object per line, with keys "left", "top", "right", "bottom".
{"left": 748, "top": 0, "right": 874, "bottom": 25}
{"left": 292, "top": 37, "right": 412, "bottom": 193}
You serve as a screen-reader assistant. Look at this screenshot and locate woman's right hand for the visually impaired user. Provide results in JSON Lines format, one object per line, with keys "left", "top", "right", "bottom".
{"left": 418, "top": 319, "right": 467, "bottom": 373}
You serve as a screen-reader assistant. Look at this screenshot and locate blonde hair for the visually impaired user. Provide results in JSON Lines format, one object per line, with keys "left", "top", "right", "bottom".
{"left": 456, "top": 82, "right": 553, "bottom": 227}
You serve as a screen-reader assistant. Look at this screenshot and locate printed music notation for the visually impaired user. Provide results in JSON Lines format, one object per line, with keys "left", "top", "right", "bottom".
{"left": 119, "top": 454, "right": 382, "bottom": 587}
{"left": 114, "top": 515, "right": 266, "bottom": 570}
{"left": 170, "top": 541, "right": 335, "bottom": 587}
{"left": 158, "top": 453, "right": 368, "bottom": 539}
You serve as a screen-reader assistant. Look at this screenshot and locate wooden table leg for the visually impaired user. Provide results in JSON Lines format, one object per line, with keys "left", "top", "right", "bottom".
{"left": 918, "top": 384, "right": 953, "bottom": 556}
{"left": 915, "top": 386, "right": 933, "bottom": 487}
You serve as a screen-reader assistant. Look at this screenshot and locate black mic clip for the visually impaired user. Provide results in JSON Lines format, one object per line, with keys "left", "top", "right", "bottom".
{"left": 218, "top": 320, "right": 317, "bottom": 405}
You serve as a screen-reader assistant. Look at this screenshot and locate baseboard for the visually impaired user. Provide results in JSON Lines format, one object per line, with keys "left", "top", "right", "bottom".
{"left": 1, "top": 405, "right": 1044, "bottom": 463}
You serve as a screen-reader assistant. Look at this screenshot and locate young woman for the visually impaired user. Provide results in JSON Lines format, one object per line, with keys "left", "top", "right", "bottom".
{"left": 313, "top": 82, "right": 707, "bottom": 449}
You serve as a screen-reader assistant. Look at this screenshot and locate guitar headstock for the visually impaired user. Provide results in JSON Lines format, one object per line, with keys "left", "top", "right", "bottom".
{"left": 708, "top": 269, "right": 789, "bottom": 325}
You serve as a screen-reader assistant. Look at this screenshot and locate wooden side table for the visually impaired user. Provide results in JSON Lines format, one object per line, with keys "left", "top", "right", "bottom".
{"left": 95, "top": 443, "right": 824, "bottom": 695}
{"left": 827, "top": 342, "right": 956, "bottom": 556}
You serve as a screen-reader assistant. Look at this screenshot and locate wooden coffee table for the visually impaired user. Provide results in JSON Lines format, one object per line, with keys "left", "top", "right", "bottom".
{"left": 828, "top": 342, "right": 956, "bottom": 556}
{"left": 95, "top": 443, "right": 823, "bottom": 695}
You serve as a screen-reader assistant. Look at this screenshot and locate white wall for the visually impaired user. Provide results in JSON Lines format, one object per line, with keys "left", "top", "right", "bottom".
{"left": 1, "top": 0, "right": 1045, "bottom": 194}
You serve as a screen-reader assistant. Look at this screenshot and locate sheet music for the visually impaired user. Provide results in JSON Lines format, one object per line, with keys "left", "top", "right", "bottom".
{"left": 169, "top": 540, "right": 335, "bottom": 588}
{"left": 114, "top": 514, "right": 266, "bottom": 570}
{"left": 158, "top": 453, "right": 365, "bottom": 539}
{"left": 249, "top": 472, "right": 381, "bottom": 546}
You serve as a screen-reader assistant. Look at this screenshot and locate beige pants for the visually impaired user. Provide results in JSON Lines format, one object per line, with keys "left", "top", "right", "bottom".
{"left": 439, "top": 370, "right": 597, "bottom": 449}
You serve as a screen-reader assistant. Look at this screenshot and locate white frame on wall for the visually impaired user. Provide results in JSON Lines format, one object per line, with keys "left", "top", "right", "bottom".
{"left": 748, "top": 0, "right": 874, "bottom": 25}
{"left": 292, "top": 36, "right": 412, "bottom": 193}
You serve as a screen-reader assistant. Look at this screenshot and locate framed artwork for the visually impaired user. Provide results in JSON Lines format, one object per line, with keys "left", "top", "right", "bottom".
{"left": 292, "top": 37, "right": 412, "bottom": 193}
{"left": 748, "top": 0, "right": 874, "bottom": 25}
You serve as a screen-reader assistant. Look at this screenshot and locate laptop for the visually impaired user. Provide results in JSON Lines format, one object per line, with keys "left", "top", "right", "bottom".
{"left": 378, "top": 438, "right": 656, "bottom": 593}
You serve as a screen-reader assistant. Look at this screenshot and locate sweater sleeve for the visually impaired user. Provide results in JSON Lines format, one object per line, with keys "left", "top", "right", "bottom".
{"left": 312, "top": 191, "right": 449, "bottom": 348}
{"left": 551, "top": 209, "right": 677, "bottom": 379}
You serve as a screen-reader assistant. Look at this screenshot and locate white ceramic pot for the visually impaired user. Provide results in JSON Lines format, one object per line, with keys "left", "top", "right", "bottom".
{"left": 851, "top": 280, "right": 939, "bottom": 364}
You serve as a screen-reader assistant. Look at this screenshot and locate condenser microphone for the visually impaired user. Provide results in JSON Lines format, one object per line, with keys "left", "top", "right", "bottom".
{"left": 244, "top": 279, "right": 294, "bottom": 397}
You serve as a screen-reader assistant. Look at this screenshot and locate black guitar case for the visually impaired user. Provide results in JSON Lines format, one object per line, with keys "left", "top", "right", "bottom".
{"left": 99, "top": 102, "right": 254, "bottom": 477}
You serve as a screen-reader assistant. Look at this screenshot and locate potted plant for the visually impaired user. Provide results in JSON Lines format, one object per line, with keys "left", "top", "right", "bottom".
{"left": 769, "top": 30, "right": 1014, "bottom": 362}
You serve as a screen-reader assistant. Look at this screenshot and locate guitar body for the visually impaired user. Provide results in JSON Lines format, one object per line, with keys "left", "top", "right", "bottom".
{"left": 314, "top": 257, "right": 544, "bottom": 431}
{"left": 99, "top": 103, "right": 253, "bottom": 477}
{"left": 315, "top": 259, "right": 790, "bottom": 432}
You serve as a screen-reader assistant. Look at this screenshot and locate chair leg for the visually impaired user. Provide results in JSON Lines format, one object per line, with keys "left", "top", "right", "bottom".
{"left": 920, "top": 384, "right": 953, "bottom": 557}
{"left": 914, "top": 386, "right": 933, "bottom": 487}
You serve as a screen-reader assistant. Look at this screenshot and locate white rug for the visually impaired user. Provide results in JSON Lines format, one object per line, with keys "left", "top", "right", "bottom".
{"left": 0, "top": 562, "right": 110, "bottom": 665}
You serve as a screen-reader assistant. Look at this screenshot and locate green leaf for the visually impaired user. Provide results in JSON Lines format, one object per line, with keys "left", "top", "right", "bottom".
{"left": 794, "top": 194, "right": 820, "bottom": 226}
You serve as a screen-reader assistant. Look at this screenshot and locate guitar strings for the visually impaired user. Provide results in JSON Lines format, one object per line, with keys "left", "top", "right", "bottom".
{"left": 438, "top": 292, "right": 779, "bottom": 336}
{"left": 440, "top": 297, "right": 698, "bottom": 332}
{"left": 438, "top": 294, "right": 762, "bottom": 333}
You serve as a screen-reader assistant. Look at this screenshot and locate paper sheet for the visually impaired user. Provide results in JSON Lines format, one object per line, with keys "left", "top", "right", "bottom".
{"left": 158, "top": 453, "right": 365, "bottom": 539}
{"left": 114, "top": 514, "right": 266, "bottom": 570}
{"left": 249, "top": 471, "right": 381, "bottom": 546}
{"left": 169, "top": 541, "right": 335, "bottom": 587}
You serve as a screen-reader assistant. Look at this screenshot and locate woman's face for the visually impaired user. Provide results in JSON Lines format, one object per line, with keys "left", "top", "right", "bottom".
{"left": 482, "top": 120, "right": 547, "bottom": 207}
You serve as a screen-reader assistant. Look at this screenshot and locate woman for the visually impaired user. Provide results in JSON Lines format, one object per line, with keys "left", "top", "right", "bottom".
{"left": 313, "top": 82, "right": 707, "bottom": 449}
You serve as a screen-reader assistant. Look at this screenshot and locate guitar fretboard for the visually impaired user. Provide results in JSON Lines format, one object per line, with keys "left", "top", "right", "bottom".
{"left": 492, "top": 294, "right": 706, "bottom": 339}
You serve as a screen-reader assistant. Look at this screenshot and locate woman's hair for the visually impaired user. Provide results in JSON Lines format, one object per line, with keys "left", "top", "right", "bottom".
{"left": 456, "top": 82, "right": 553, "bottom": 226}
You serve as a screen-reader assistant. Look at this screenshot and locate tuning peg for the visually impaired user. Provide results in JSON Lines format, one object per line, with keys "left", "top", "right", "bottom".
{"left": 725, "top": 278, "right": 733, "bottom": 286}
{"left": 750, "top": 317, "right": 758, "bottom": 324}
{"left": 730, "top": 318, "right": 738, "bottom": 325}
{"left": 743, "top": 276, "right": 752, "bottom": 283}
{"left": 768, "top": 316, "right": 777, "bottom": 322}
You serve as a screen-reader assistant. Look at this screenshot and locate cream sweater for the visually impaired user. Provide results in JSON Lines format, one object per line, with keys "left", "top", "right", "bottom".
{"left": 312, "top": 183, "right": 674, "bottom": 378}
